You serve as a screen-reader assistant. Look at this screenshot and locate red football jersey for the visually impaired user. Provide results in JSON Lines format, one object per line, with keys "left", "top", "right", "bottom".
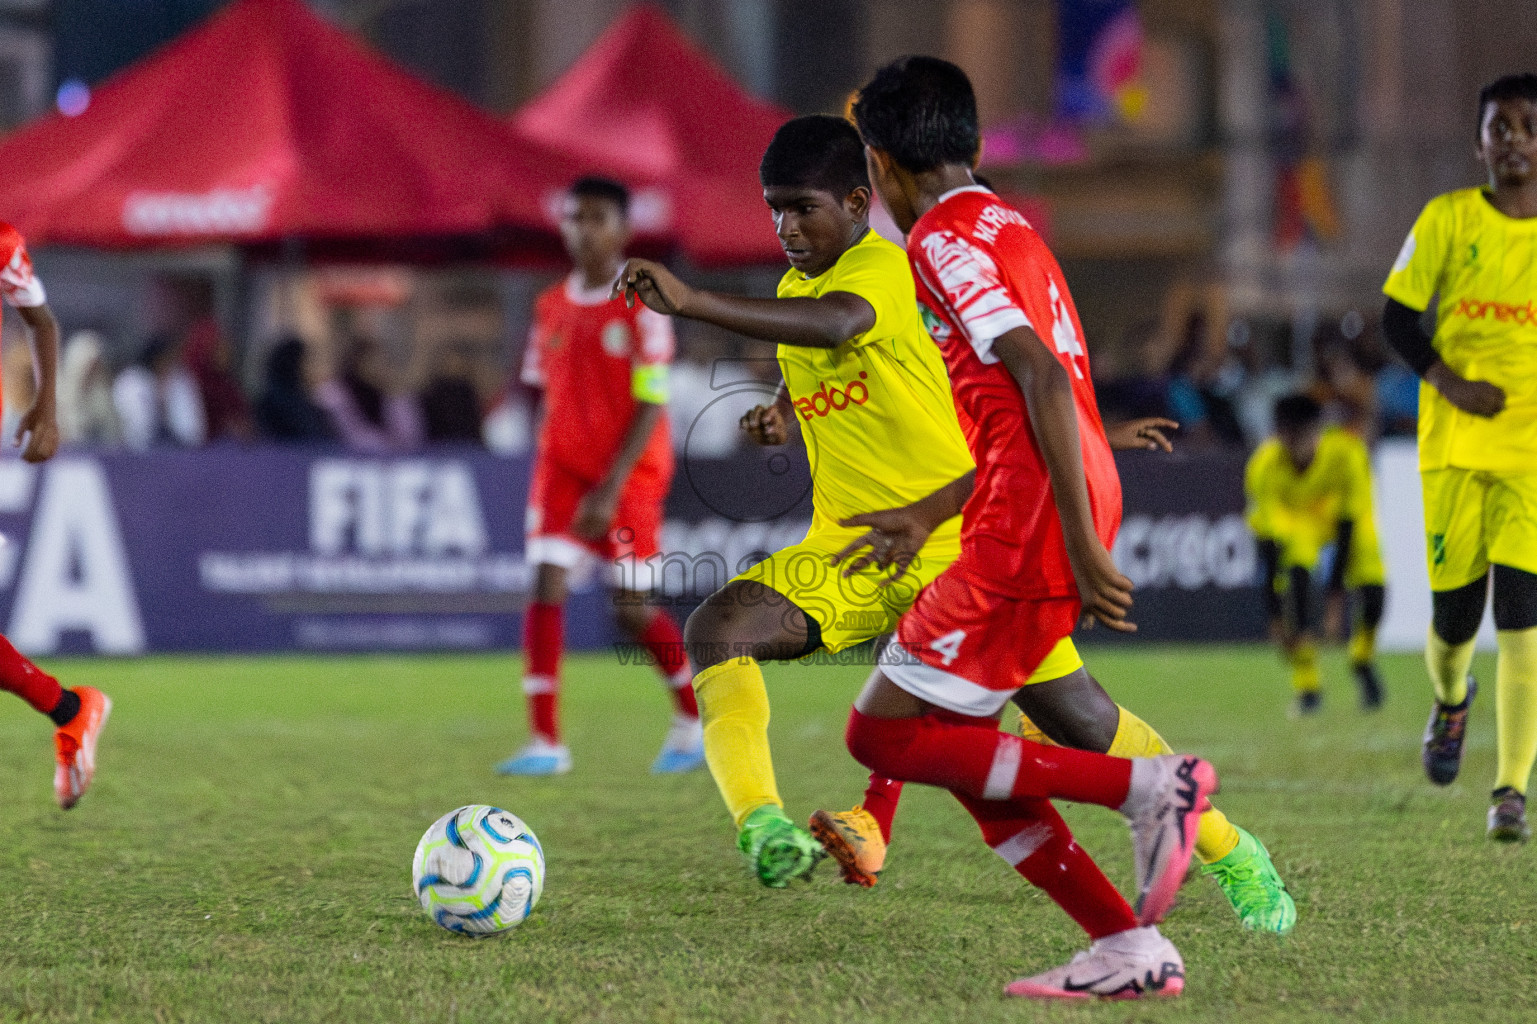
{"left": 522, "top": 273, "right": 674, "bottom": 486}
{"left": 907, "top": 186, "right": 1121, "bottom": 600}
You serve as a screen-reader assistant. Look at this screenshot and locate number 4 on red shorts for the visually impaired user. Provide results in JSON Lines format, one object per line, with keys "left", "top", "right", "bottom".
{"left": 929, "top": 630, "right": 966, "bottom": 666}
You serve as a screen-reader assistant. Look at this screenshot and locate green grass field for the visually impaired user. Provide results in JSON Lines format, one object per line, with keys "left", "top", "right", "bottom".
{"left": 0, "top": 645, "right": 1531, "bottom": 1023}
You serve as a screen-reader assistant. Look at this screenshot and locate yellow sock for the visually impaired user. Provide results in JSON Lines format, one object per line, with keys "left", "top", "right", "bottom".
{"left": 1024, "top": 705, "right": 1241, "bottom": 864}
{"left": 1105, "top": 705, "right": 1167, "bottom": 758}
{"left": 1290, "top": 641, "right": 1320, "bottom": 693}
{"left": 692, "top": 658, "right": 780, "bottom": 828}
{"left": 1426, "top": 626, "right": 1474, "bottom": 706}
{"left": 1495, "top": 627, "right": 1537, "bottom": 796}
{"left": 1349, "top": 624, "right": 1378, "bottom": 666}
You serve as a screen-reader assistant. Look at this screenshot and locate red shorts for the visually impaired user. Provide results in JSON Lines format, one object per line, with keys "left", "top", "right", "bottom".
{"left": 881, "top": 565, "right": 1080, "bottom": 717}
{"left": 525, "top": 458, "right": 668, "bottom": 578}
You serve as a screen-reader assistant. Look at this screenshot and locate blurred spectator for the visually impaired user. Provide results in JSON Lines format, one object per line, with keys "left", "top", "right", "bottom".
{"left": 1094, "top": 319, "right": 1174, "bottom": 423}
{"left": 316, "top": 335, "right": 422, "bottom": 454}
{"left": 256, "top": 337, "right": 334, "bottom": 442}
{"left": 1309, "top": 316, "right": 1382, "bottom": 442}
{"left": 57, "top": 331, "right": 121, "bottom": 446}
{"left": 418, "top": 343, "right": 483, "bottom": 443}
{"left": 1230, "top": 324, "right": 1297, "bottom": 446}
{"left": 1164, "top": 331, "right": 1246, "bottom": 449}
{"left": 184, "top": 319, "right": 254, "bottom": 442}
{"left": 1310, "top": 344, "right": 1378, "bottom": 442}
{"left": 1130, "top": 275, "right": 1247, "bottom": 448}
{"left": 113, "top": 334, "right": 206, "bottom": 451}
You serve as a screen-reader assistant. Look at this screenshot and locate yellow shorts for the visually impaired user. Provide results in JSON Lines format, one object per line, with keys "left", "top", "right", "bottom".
{"left": 733, "top": 524, "right": 1084, "bottom": 684}
{"left": 1423, "top": 468, "right": 1537, "bottom": 591}
{"left": 1254, "top": 517, "right": 1386, "bottom": 590}
{"left": 732, "top": 524, "right": 956, "bottom": 653}
{"left": 1023, "top": 635, "right": 1085, "bottom": 685}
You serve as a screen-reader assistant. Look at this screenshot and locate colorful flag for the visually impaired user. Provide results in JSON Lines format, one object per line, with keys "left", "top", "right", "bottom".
{"left": 1055, "top": 0, "right": 1146, "bottom": 124}
{"left": 1266, "top": 6, "right": 1340, "bottom": 248}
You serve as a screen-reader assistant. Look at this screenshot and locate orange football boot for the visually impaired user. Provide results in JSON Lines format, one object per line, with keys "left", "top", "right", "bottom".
{"left": 54, "top": 686, "right": 111, "bottom": 810}
{"left": 808, "top": 806, "right": 886, "bottom": 888}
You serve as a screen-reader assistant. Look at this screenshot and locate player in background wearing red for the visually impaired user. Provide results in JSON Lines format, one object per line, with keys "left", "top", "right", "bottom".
{"left": 0, "top": 223, "right": 111, "bottom": 808}
{"left": 844, "top": 58, "right": 1216, "bottom": 1000}
{"left": 495, "top": 179, "right": 702, "bottom": 777}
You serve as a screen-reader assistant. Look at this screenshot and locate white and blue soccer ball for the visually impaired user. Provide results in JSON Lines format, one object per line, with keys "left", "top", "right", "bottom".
{"left": 412, "top": 805, "right": 545, "bottom": 935}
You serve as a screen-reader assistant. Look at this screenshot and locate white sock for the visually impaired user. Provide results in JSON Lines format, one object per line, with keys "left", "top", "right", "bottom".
{"left": 1119, "top": 757, "right": 1162, "bottom": 817}
{"left": 1092, "top": 925, "right": 1163, "bottom": 953}
{"left": 664, "top": 714, "right": 702, "bottom": 749}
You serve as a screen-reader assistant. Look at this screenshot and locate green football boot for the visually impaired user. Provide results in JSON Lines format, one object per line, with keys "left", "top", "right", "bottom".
{"left": 1201, "top": 826, "right": 1297, "bottom": 934}
{"left": 737, "top": 805, "right": 825, "bottom": 888}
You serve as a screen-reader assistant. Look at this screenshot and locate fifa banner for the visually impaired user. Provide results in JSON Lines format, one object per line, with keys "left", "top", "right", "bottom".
{"left": 1103, "top": 449, "right": 1265, "bottom": 643}
{"left": 0, "top": 446, "right": 1263, "bottom": 656}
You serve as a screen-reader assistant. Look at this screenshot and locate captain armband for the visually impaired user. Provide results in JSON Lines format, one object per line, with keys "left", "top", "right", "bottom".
{"left": 632, "top": 363, "right": 671, "bottom": 404}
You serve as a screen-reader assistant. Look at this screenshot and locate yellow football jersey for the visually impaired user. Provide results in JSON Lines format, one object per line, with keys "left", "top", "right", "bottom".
{"left": 1246, "top": 426, "right": 1375, "bottom": 550}
{"left": 775, "top": 229, "right": 974, "bottom": 534}
{"left": 1383, "top": 187, "right": 1537, "bottom": 474}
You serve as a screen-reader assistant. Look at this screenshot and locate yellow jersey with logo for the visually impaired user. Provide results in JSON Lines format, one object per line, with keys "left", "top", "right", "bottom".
{"left": 775, "top": 229, "right": 974, "bottom": 534}
{"left": 1246, "top": 427, "right": 1376, "bottom": 557}
{"left": 1383, "top": 187, "right": 1537, "bottom": 474}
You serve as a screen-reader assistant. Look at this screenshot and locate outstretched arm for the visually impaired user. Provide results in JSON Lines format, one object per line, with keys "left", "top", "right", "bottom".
{"left": 15, "top": 303, "right": 59, "bottom": 462}
{"left": 994, "top": 326, "right": 1134, "bottom": 632}
{"left": 614, "top": 258, "right": 874, "bottom": 349}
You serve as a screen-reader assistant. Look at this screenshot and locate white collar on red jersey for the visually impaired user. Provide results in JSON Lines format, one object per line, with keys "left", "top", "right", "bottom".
{"left": 936, "top": 184, "right": 995, "bottom": 205}
{"left": 564, "top": 270, "right": 620, "bottom": 307}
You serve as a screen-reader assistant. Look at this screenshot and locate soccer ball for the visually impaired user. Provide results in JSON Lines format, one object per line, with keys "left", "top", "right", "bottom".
{"left": 412, "top": 805, "right": 545, "bottom": 935}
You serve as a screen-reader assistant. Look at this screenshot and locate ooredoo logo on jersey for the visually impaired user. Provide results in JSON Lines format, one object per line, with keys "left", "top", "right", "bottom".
{"left": 793, "top": 373, "right": 871, "bottom": 421}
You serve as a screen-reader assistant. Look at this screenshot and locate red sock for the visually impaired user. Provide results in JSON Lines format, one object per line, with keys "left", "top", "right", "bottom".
{"left": 522, "top": 602, "right": 563, "bottom": 743}
{"left": 955, "top": 792, "right": 1137, "bottom": 939}
{"left": 861, "top": 774, "right": 904, "bottom": 843}
{"left": 637, "top": 611, "right": 698, "bottom": 718}
{"left": 0, "top": 634, "right": 62, "bottom": 717}
{"left": 845, "top": 707, "right": 1132, "bottom": 809}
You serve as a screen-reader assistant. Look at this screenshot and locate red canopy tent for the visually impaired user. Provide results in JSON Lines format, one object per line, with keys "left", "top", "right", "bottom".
{"left": 510, "top": 3, "right": 792, "bottom": 267}
{"left": 0, "top": 0, "right": 573, "bottom": 252}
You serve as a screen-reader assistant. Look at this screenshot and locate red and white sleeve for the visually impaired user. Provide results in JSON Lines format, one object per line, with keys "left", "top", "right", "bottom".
{"left": 913, "top": 230, "right": 1029, "bottom": 364}
{"left": 0, "top": 229, "right": 45, "bottom": 309}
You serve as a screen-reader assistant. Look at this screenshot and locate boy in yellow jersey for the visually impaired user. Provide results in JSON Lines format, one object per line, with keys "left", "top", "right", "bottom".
{"left": 616, "top": 116, "right": 971, "bottom": 885}
{"left": 1383, "top": 73, "right": 1537, "bottom": 841}
{"left": 1245, "top": 393, "right": 1387, "bottom": 714}
{"left": 617, "top": 117, "right": 1295, "bottom": 932}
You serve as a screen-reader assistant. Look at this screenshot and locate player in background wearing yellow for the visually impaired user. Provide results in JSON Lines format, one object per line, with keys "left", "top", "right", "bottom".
{"left": 616, "top": 115, "right": 975, "bottom": 886}
{"left": 1383, "top": 73, "right": 1537, "bottom": 841}
{"left": 616, "top": 117, "right": 1194, "bottom": 891}
{"left": 1246, "top": 393, "right": 1387, "bottom": 714}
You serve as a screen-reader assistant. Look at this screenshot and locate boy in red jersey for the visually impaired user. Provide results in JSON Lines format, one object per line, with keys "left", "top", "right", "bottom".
{"left": 844, "top": 58, "right": 1214, "bottom": 1000}
{"left": 495, "top": 179, "right": 701, "bottom": 777}
{"left": 0, "top": 223, "right": 111, "bottom": 808}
